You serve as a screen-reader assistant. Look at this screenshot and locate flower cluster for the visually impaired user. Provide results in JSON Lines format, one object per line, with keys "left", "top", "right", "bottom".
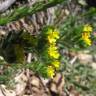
{"left": 47, "top": 29, "right": 59, "bottom": 43}
{"left": 46, "top": 28, "right": 60, "bottom": 78}
{"left": 48, "top": 44, "right": 60, "bottom": 59}
{"left": 82, "top": 24, "right": 93, "bottom": 46}
{"left": 47, "top": 66, "right": 55, "bottom": 78}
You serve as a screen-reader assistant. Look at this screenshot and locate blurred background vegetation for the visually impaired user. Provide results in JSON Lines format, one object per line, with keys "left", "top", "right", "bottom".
{"left": 0, "top": 0, "right": 96, "bottom": 95}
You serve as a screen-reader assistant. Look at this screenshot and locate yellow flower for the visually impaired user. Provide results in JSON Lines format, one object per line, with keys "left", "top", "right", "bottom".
{"left": 48, "top": 45, "right": 60, "bottom": 59}
{"left": 82, "top": 32, "right": 90, "bottom": 39}
{"left": 82, "top": 32, "right": 92, "bottom": 46}
{"left": 53, "top": 29, "right": 60, "bottom": 39}
{"left": 84, "top": 38, "right": 91, "bottom": 46}
{"left": 47, "top": 66, "right": 55, "bottom": 78}
{"left": 83, "top": 24, "right": 92, "bottom": 32}
{"left": 47, "top": 28, "right": 60, "bottom": 43}
{"left": 51, "top": 60, "right": 60, "bottom": 70}
{"left": 48, "top": 44, "right": 58, "bottom": 50}
{"left": 48, "top": 35, "right": 57, "bottom": 43}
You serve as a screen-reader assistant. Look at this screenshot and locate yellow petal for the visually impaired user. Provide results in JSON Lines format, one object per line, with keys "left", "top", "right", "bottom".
{"left": 48, "top": 36, "right": 56, "bottom": 43}
{"left": 51, "top": 60, "right": 60, "bottom": 70}
{"left": 84, "top": 38, "right": 91, "bottom": 46}
{"left": 83, "top": 24, "right": 92, "bottom": 32}
{"left": 47, "top": 66, "right": 55, "bottom": 78}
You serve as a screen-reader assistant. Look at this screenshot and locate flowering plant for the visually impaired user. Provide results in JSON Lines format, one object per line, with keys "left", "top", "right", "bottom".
{"left": 37, "top": 26, "right": 60, "bottom": 78}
